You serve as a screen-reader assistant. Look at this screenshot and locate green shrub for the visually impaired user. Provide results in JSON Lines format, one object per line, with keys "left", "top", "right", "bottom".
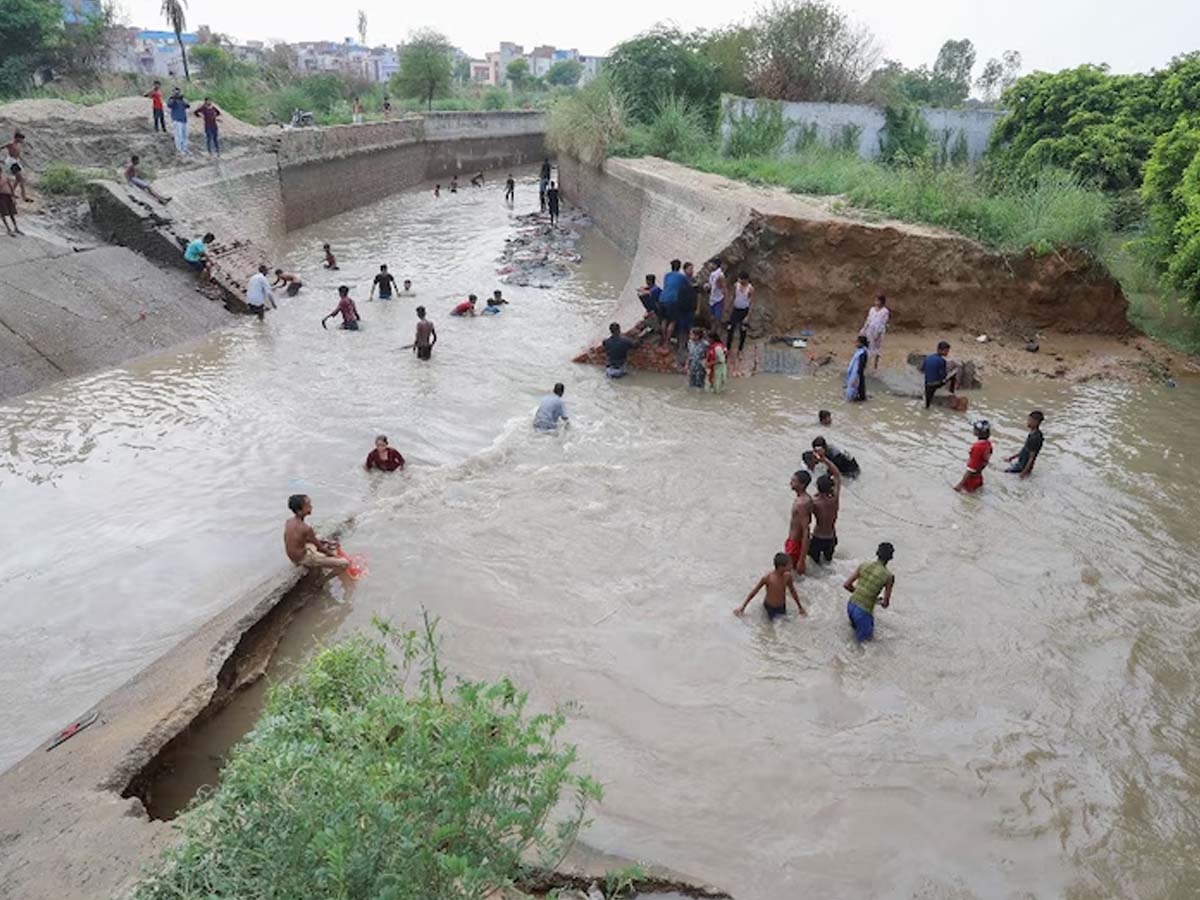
{"left": 833, "top": 123, "right": 862, "bottom": 154}
{"left": 132, "top": 616, "right": 601, "bottom": 900}
{"left": 879, "top": 104, "right": 930, "bottom": 163}
{"left": 724, "top": 99, "right": 787, "bottom": 159}
{"left": 482, "top": 88, "right": 507, "bottom": 110}
{"left": 642, "top": 94, "right": 710, "bottom": 161}
{"left": 38, "top": 162, "right": 93, "bottom": 195}
{"left": 547, "top": 77, "right": 628, "bottom": 166}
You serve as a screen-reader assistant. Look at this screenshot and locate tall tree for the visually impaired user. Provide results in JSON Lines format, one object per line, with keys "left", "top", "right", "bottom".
{"left": 393, "top": 29, "right": 453, "bottom": 110}
{"left": 606, "top": 27, "right": 721, "bottom": 125}
{"left": 545, "top": 59, "right": 583, "bottom": 88}
{"left": 976, "top": 58, "right": 1004, "bottom": 102}
{"left": 160, "top": 0, "right": 190, "bottom": 80}
{"left": 748, "top": 0, "right": 879, "bottom": 103}
{"left": 356, "top": 10, "right": 367, "bottom": 47}
{"left": 506, "top": 58, "right": 530, "bottom": 90}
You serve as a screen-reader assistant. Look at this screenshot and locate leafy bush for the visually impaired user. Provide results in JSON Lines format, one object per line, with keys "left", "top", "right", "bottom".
{"left": 879, "top": 104, "right": 930, "bottom": 163}
{"left": 642, "top": 94, "right": 710, "bottom": 161}
{"left": 482, "top": 88, "right": 507, "bottom": 110}
{"left": 724, "top": 99, "right": 787, "bottom": 158}
{"left": 132, "top": 616, "right": 601, "bottom": 900}
{"left": 547, "top": 77, "right": 628, "bottom": 166}
{"left": 38, "top": 162, "right": 95, "bottom": 195}
{"left": 605, "top": 27, "right": 721, "bottom": 126}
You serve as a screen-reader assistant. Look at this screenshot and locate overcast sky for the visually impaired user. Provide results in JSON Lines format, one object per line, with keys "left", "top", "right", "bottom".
{"left": 124, "top": 0, "right": 1198, "bottom": 76}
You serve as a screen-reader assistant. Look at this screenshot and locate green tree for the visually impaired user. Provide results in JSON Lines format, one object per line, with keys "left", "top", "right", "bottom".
{"left": 932, "top": 38, "right": 975, "bottom": 97}
{"left": 747, "top": 0, "right": 879, "bottom": 103}
{"left": 0, "top": 0, "right": 63, "bottom": 96}
{"left": 606, "top": 27, "right": 720, "bottom": 125}
{"left": 160, "top": 0, "right": 190, "bottom": 81}
{"left": 453, "top": 57, "right": 471, "bottom": 84}
{"left": 506, "top": 57, "right": 530, "bottom": 90}
{"left": 1143, "top": 117, "right": 1200, "bottom": 300}
{"left": 976, "top": 58, "right": 1004, "bottom": 103}
{"left": 695, "top": 25, "right": 757, "bottom": 97}
{"left": 393, "top": 29, "right": 453, "bottom": 110}
{"left": 545, "top": 58, "right": 583, "bottom": 87}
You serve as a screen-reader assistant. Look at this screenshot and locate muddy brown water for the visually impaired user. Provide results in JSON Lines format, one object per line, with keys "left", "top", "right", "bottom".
{"left": 2, "top": 174, "right": 1200, "bottom": 899}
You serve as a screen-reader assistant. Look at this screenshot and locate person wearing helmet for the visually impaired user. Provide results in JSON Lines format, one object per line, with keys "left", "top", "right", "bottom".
{"left": 954, "top": 420, "right": 993, "bottom": 493}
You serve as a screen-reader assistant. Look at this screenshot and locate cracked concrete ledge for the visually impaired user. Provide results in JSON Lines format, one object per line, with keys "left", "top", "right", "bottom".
{"left": 0, "top": 566, "right": 308, "bottom": 900}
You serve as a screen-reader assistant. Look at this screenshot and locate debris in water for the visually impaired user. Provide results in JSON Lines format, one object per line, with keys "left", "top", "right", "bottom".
{"left": 496, "top": 210, "right": 590, "bottom": 288}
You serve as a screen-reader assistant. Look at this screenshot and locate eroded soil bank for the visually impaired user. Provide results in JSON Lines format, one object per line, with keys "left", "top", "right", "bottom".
{"left": 562, "top": 156, "right": 1188, "bottom": 383}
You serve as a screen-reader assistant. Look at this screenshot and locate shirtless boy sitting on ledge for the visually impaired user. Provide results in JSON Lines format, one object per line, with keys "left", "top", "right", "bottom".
{"left": 284, "top": 494, "right": 349, "bottom": 571}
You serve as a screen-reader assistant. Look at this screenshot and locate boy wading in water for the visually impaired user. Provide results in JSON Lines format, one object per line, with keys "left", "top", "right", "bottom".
{"left": 844, "top": 542, "right": 896, "bottom": 642}
{"left": 954, "top": 420, "right": 993, "bottom": 493}
{"left": 413, "top": 306, "right": 437, "bottom": 360}
{"left": 1006, "top": 410, "right": 1045, "bottom": 478}
{"left": 785, "top": 470, "right": 813, "bottom": 574}
{"left": 735, "top": 552, "right": 807, "bottom": 620}
{"left": 284, "top": 494, "right": 349, "bottom": 571}
{"left": 809, "top": 449, "right": 842, "bottom": 564}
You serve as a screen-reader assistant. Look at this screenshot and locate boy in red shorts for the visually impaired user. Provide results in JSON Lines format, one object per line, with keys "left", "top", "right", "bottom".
{"left": 954, "top": 420, "right": 993, "bottom": 493}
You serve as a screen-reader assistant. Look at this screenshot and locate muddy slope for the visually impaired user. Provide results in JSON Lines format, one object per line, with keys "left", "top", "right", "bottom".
{"left": 559, "top": 156, "right": 1130, "bottom": 342}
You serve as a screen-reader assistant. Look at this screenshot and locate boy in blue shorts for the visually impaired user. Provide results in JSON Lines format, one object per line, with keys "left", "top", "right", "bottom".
{"left": 843, "top": 542, "right": 896, "bottom": 642}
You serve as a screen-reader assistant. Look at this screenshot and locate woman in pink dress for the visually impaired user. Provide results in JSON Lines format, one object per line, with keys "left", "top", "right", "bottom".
{"left": 859, "top": 295, "right": 891, "bottom": 370}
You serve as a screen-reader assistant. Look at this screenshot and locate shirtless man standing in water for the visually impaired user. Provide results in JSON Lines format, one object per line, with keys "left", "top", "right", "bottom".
{"left": 283, "top": 494, "right": 348, "bottom": 571}
{"left": 809, "top": 449, "right": 842, "bottom": 564}
{"left": 785, "top": 470, "right": 814, "bottom": 574}
{"left": 413, "top": 306, "right": 437, "bottom": 360}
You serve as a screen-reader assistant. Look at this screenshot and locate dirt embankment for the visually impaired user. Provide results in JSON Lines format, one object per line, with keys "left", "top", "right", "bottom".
{"left": 0, "top": 96, "right": 272, "bottom": 173}
{"left": 563, "top": 157, "right": 1188, "bottom": 383}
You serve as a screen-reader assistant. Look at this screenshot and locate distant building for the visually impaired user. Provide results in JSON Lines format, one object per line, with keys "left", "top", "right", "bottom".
{"left": 480, "top": 41, "right": 606, "bottom": 86}
{"left": 469, "top": 60, "right": 496, "bottom": 86}
{"left": 106, "top": 28, "right": 199, "bottom": 78}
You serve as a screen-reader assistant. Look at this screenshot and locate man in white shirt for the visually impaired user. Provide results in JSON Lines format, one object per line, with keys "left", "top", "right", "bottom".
{"left": 246, "top": 264, "right": 276, "bottom": 321}
{"left": 533, "top": 382, "right": 569, "bottom": 432}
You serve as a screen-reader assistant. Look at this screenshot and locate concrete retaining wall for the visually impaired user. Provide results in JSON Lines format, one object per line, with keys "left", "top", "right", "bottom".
{"left": 722, "top": 96, "right": 1003, "bottom": 162}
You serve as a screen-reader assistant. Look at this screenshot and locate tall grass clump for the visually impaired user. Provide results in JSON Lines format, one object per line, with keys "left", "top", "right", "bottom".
{"left": 38, "top": 162, "right": 98, "bottom": 195}
{"left": 724, "top": 99, "right": 788, "bottom": 159}
{"left": 547, "top": 76, "right": 628, "bottom": 166}
{"left": 636, "top": 94, "right": 710, "bottom": 161}
{"left": 132, "top": 616, "right": 601, "bottom": 900}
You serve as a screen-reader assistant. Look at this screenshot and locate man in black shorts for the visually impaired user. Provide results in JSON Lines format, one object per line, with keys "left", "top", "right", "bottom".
{"left": 413, "top": 306, "right": 436, "bottom": 360}
{"left": 809, "top": 451, "right": 842, "bottom": 564}
{"left": 370, "top": 264, "right": 398, "bottom": 301}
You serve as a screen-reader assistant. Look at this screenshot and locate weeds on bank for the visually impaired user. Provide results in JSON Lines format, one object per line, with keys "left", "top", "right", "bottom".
{"left": 132, "top": 612, "right": 602, "bottom": 900}
{"left": 38, "top": 162, "right": 105, "bottom": 195}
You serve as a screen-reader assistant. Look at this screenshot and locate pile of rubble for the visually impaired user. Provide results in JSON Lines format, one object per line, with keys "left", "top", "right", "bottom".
{"left": 496, "top": 210, "right": 590, "bottom": 288}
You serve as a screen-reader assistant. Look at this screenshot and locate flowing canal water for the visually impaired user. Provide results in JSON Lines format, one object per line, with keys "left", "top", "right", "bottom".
{"left": 2, "top": 175, "right": 1199, "bottom": 899}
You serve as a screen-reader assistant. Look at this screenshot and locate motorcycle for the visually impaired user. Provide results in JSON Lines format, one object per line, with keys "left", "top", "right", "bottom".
{"left": 289, "top": 108, "right": 316, "bottom": 128}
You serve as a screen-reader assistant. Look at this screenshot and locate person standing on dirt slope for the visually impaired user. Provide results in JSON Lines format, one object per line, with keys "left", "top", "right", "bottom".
{"left": 547, "top": 181, "right": 561, "bottom": 226}
{"left": 167, "top": 88, "right": 190, "bottom": 156}
{"left": 2, "top": 132, "right": 31, "bottom": 202}
{"left": 193, "top": 98, "right": 222, "bottom": 158}
{"left": 505, "top": 173, "right": 515, "bottom": 203}
{"left": 860, "top": 294, "right": 890, "bottom": 370}
{"left": 144, "top": 80, "right": 166, "bottom": 133}
{"left": 0, "top": 168, "right": 22, "bottom": 236}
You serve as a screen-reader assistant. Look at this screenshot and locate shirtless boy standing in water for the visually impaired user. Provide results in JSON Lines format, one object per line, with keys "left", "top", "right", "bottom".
{"left": 413, "top": 306, "right": 437, "bottom": 360}
{"left": 735, "top": 552, "right": 807, "bottom": 619}
{"left": 809, "top": 449, "right": 842, "bottom": 564}
{"left": 283, "top": 494, "right": 349, "bottom": 571}
{"left": 785, "top": 470, "right": 813, "bottom": 574}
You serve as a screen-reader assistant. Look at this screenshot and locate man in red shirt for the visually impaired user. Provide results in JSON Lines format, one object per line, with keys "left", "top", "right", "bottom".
{"left": 322, "top": 286, "right": 360, "bottom": 331}
{"left": 954, "top": 420, "right": 993, "bottom": 493}
{"left": 450, "top": 295, "right": 478, "bottom": 317}
{"left": 145, "top": 80, "right": 166, "bottom": 132}
{"left": 193, "top": 97, "right": 222, "bottom": 157}
{"left": 364, "top": 435, "right": 405, "bottom": 472}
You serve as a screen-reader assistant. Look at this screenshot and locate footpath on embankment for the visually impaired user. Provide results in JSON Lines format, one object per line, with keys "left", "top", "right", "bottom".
{"left": 563, "top": 155, "right": 1189, "bottom": 383}
{"left": 0, "top": 102, "right": 547, "bottom": 401}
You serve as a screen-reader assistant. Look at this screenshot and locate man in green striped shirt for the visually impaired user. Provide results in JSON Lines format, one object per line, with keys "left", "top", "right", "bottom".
{"left": 843, "top": 543, "right": 896, "bottom": 642}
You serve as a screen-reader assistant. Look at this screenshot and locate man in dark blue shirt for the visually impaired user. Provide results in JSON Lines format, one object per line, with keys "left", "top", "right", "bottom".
{"left": 920, "top": 341, "right": 956, "bottom": 408}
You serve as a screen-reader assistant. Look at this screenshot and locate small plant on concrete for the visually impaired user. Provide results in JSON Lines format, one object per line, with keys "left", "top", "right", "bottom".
{"left": 132, "top": 612, "right": 602, "bottom": 900}
{"left": 604, "top": 863, "right": 647, "bottom": 898}
{"left": 38, "top": 162, "right": 94, "bottom": 196}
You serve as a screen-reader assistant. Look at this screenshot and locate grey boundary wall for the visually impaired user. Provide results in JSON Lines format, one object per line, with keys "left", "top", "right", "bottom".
{"left": 721, "top": 96, "right": 1003, "bottom": 163}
